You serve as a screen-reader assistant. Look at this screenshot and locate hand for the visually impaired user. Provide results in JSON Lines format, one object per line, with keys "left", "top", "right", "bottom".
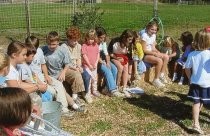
{"left": 58, "top": 71, "right": 66, "bottom": 82}
{"left": 106, "top": 62, "right": 111, "bottom": 69}
{"left": 44, "top": 75, "right": 52, "bottom": 85}
{"left": 12, "top": 129, "right": 22, "bottom": 136}
{"left": 37, "top": 83, "right": 47, "bottom": 93}
{"left": 117, "top": 57, "right": 124, "bottom": 62}
{"left": 94, "top": 63, "right": 98, "bottom": 69}
{"left": 78, "top": 66, "right": 83, "bottom": 73}
{"left": 32, "top": 105, "right": 41, "bottom": 117}
{"left": 89, "top": 65, "right": 95, "bottom": 71}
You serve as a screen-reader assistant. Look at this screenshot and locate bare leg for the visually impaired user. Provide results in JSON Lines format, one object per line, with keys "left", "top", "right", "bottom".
{"left": 192, "top": 103, "right": 201, "bottom": 127}
{"left": 160, "top": 53, "right": 169, "bottom": 74}
{"left": 122, "top": 63, "right": 128, "bottom": 88}
{"left": 112, "top": 59, "right": 123, "bottom": 86}
{"left": 144, "top": 55, "right": 163, "bottom": 79}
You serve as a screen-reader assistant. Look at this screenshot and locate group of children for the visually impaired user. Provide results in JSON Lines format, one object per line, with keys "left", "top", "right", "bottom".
{"left": 1, "top": 20, "right": 210, "bottom": 135}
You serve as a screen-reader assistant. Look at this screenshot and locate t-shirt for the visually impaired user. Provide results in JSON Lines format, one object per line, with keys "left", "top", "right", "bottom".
{"left": 42, "top": 45, "right": 71, "bottom": 79}
{"left": 112, "top": 42, "right": 128, "bottom": 54}
{"left": 141, "top": 32, "right": 156, "bottom": 51}
{"left": 30, "top": 48, "right": 46, "bottom": 75}
{"left": 99, "top": 42, "right": 108, "bottom": 60}
{"left": 5, "top": 64, "right": 19, "bottom": 81}
{"left": 81, "top": 43, "right": 99, "bottom": 68}
{"left": 0, "top": 76, "right": 7, "bottom": 87}
{"left": 133, "top": 42, "right": 144, "bottom": 60}
{"left": 185, "top": 50, "right": 210, "bottom": 88}
{"left": 17, "top": 63, "right": 35, "bottom": 83}
{"left": 61, "top": 42, "right": 81, "bottom": 67}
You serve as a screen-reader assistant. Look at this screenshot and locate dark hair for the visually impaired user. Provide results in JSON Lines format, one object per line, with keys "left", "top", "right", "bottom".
{"left": 132, "top": 31, "right": 140, "bottom": 43}
{"left": 25, "top": 35, "right": 40, "bottom": 49}
{"left": 95, "top": 26, "right": 107, "bottom": 37}
{"left": 119, "top": 29, "right": 134, "bottom": 44}
{"left": 180, "top": 31, "right": 193, "bottom": 46}
{"left": 46, "top": 31, "right": 60, "bottom": 44}
{"left": 0, "top": 87, "right": 31, "bottom": 127}
{"left": 7, "top": 41, "right": 26, "bottom": 56}
{"left": 25, "top": 43, "right": 37, "bottom": 57}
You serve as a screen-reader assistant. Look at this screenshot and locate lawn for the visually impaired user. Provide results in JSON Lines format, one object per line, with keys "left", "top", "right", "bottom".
{"left": 60, "top": 79, "right": 210, "bottom": 135}
{"left": 1, "top": 2, "right": 210, "bottom": 40}
{"left": 1, "top": 2, "right": 210, "bottom": 135}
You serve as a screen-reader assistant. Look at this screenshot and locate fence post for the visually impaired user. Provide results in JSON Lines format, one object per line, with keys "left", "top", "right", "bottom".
{"left": 25, "top": 0, "right": 31, "bottom": 37}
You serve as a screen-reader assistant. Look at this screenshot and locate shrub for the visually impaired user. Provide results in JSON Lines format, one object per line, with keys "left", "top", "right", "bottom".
{"left": 71, "top": 3, "right": 104, "bottom": 32}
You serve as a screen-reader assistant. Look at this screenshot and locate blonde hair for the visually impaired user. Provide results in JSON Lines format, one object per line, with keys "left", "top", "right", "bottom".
{"left": 84, "top": 29, "right": 97, "bottom": 43}
{"left": 0, "top": 51, "right": 9, "bottom": 71}
{"left": 193, "top": 29, "right": 210, "bottom": 50}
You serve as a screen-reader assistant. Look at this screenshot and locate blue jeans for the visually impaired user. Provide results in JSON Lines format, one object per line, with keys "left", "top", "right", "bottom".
{"left": 99, "top": 62, "right": 117, "bottom": 92}
{"left": 82, "top": 69, "right": 91, "bottom": 93}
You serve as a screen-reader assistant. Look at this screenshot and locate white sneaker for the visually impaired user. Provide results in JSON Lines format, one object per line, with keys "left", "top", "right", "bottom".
{"left": 112, "top": 91, "right": 125, "bottom": 97}
{"left": 172, "top": 74, "right": 178, "bottom": 82}
{"left": 159, "top": 76, "right": 168, "bottom": 84}
{"left": 178, "top": 77, "right": 184, "bottom": 85}
{"left": 178, "top": 80, "right": 183, "bottom": 85}
{"left": 122, "top": 88, "right": 132, "bottom": 98}
{"left": 84, "top": 94, "right": 93, "bottom": 104}
{"left": 152, "top": 79, "right": 165, "bottom": 88}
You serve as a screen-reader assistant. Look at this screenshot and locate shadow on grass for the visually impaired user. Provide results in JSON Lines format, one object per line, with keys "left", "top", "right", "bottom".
{"left": 125, "top": 92, "right": 208, "bottom": 134}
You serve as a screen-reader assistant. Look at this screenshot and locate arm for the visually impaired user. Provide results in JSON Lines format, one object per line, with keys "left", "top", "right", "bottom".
{"left": 82, "top": 54, "right": 93, "bottom": 70}
{"left": 6, "top": 80, "right": 47, "bottom": 93}
{"left": 185, "top": 68, "right": 191, "bottom": 80}
{"left": 140, "top": 40, "right": 156, "bottom": 56}
{"left": 41, "top": 64, "right": 52, "bottom": 84}
{"left": 57, "top": 64, "right": 68, "bottom": 82}
{"left": 94, "top": 51, "right": 100, "bottom": 69}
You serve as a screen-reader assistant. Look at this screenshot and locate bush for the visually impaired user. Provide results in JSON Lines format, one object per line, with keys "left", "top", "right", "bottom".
{"left": 71, "top": 3, "right": 104, "bottom": 32}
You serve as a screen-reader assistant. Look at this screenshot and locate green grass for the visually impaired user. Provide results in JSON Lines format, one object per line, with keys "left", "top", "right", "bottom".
{"left": 1, "top": 2, "right": 210, "bottom": 39}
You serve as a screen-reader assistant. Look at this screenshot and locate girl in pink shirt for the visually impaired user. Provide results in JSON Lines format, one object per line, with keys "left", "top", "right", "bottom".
{"left": 81, "top": 29, "right": 100, "bottom": 103}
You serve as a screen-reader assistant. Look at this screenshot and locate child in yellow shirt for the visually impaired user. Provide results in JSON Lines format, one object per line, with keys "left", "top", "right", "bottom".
{"left": 132, "top": 31, "right": 146, "bottom": 80}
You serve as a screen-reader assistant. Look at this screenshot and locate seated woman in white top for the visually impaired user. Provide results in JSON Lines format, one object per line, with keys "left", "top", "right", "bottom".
{"left": 140, "top": 20, "right": 169, "bottom": 88}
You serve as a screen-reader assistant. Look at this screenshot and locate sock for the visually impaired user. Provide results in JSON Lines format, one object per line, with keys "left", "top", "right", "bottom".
{"left": 154, "top": 78, "right": 159, "bottom": 82}
{"left": 173, "top": 73, "right": 177, "bottom": 77}
{"left": 72, "top": 94, "right": 78, "bottom": 100}
{"left": 180, "top": 76, "right": 184, "bottom": 81}
{"left": 72, "top": 103, "right": 79, "bottom": 110}
{"left": 160, "top": 73, "right": 164, "bottom": 78}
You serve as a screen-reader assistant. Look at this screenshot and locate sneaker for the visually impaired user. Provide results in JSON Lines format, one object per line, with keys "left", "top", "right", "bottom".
{"left": 84, "top": 94, "right": 93, "bottom": 104}
{"left": 74, "top": 98, "right": 85, "bottom": 106}
{"left": 92, "top": 91, "right": 100, "bottom": 97}
{"left": 134, "top": 74, "right": 141, "bottom": 80}
{"left": 74, "top": 105, "right": 86, "bottom": 113}
{"left": 159, "top": 76, "right": 168, "bottom": 84}
{"left": 61, "top": 110, "right": 75, "bottom": 117}
{"left": 152, "top": 79, "right": 165, "bottom": 88}
{"left": 172, "top": 74, "right": 178, "bottom": 82}
{"left": 178, "top": 77, "right": 184, "bottom": 85}
{"left": 190, "top": 125, "right": 204, "bottom": 135}
{"left": 112, "top": 91, "right": 125, "bottom": 97}
{"left": 122, "top": 88, "right": 132, "bottom": 98}
{"left": 101, "top": 87, "right": 111, "bottom": 96}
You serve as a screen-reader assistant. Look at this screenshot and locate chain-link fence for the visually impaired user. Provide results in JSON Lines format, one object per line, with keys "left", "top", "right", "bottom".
{"left": 0, "top": 0, "right": 210, "bottom": 41}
